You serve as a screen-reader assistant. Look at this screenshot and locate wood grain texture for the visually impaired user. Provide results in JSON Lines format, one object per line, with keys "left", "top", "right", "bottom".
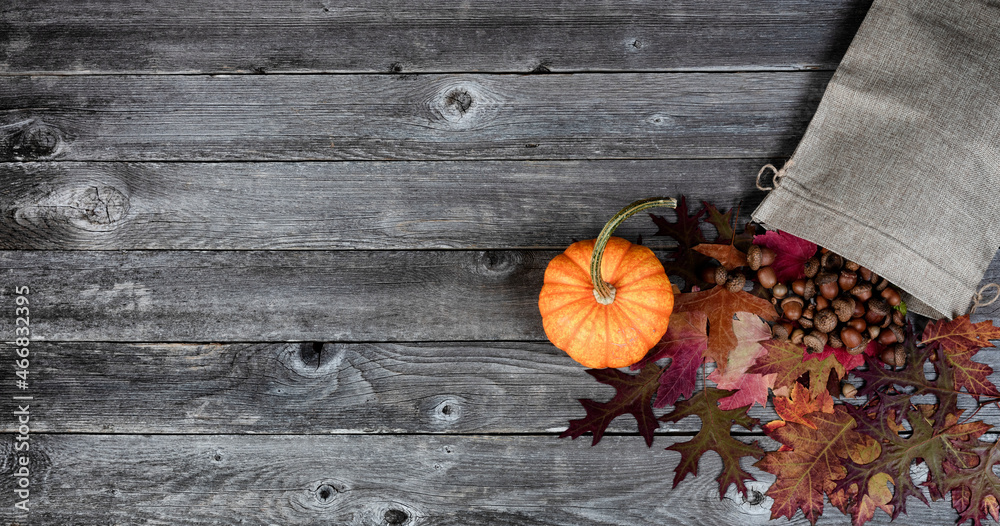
{"left": 0, "top": 249, "right": 551, "bottom": 342}
{"left": 0, "top": 340, "right": 791, "bottom": 435}
{"left": 0, "top": 434, "right": 968, "bottom": 525}
{"left": 0, "top": 160, "right": 765, "bottom": 250}
{"left": 0, "top": 73, "right": 830, "bottom": 161}
{"left": 6, "top": 339, "right": 1000, "bottom": 435}
{"left": 0, "top": 0, "right": 871, "bottom": 74}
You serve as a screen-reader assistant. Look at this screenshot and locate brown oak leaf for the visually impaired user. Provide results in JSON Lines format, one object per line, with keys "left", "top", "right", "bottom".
{"left": 673, "top": 287, "right": 777, "bottom": 372}
{"left": 748, "top": 337, "right": 845, "bottom": 399}
{"left": 660, "top": 388, "right": 764, "bottom": 498}
{"left": 560, "top": 363, "right": 663, "bottom": 447}
{"left": 693, "top": 243, "right": 747, "bottom": 271}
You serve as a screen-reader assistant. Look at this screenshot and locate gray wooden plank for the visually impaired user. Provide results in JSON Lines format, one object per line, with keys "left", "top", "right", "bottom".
{"left": 0, "top": 160, "right": 765, "bottom": 250}
{"left": 7, "top": 339, "right": 1000, "bottom": 435}
{"left": 0, "top": 249, "right": 551, "bottom": 342}
{"left": 0, "top": 434, "right": 965, "bottom": 525}
{"left": 0, "top": 72, "right": 830, "bottom": 161}
{"left": 0, "top": 340, "right": 786, "bottom": 434}
{"left": 0, "top": 0, "right": 870, "bottom": 74}
{"left": 5, "top": 250, "right": 1000, "bottom": 343}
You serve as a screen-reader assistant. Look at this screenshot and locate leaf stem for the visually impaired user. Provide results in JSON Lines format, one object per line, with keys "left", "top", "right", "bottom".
{"left": 591, "top": 197, "right": 677, "bottom": 304}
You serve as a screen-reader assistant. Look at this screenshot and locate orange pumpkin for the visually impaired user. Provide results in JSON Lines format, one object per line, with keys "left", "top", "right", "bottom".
{"left": 538, "top": 198, "right": 676, "bottom": 368}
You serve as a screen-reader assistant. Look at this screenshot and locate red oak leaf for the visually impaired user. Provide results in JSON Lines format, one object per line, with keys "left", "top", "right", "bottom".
{"left": 660, "top": 388, "right": 764, "bottom": 498}
{"left": 752, "top": 230, "right": 818, "bottom": 282}
{"left": 708, "top": 312, "right": 774, "bottom": 409}
{"left": 673, "top": 287, "right": 778, "bottom": 372}
{"left": 631, "top": 311, "right": 708, "bottom": 408}
{"left": 560, "top": 364, "right": 662, "bottom": 447}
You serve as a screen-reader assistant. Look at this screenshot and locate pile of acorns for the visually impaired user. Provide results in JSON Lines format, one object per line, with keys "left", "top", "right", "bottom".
{"left": 713, "top": 244, "right": 907, "bottom": 368}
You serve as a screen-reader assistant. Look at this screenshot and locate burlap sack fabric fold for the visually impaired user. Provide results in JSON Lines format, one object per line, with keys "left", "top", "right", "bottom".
{"left": 752, "top": 0, "right": 1000, "bottom": 320}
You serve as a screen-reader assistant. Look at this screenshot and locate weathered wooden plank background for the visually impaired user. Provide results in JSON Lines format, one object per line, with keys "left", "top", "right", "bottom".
{"left": 3, "top": 1, "right": 999, "bottom": 524}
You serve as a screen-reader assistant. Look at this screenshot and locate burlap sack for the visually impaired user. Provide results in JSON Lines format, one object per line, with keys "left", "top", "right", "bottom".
{"left": 751, "top": 0, "right": 1000, "bottom": 320}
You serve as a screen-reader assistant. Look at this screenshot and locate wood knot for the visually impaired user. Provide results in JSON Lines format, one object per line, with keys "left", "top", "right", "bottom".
{"left": 444, "top": 89, "right": 473, "bottom": 116}
{"left": 76, "top": 185, "right": 129, "bottom": 225}
{"left": 1, "top": 120, "right": 62, "bottom": 160}
{"left": 384, "top": 508, "right": 409, "bottom": 525}
{"left": 421, "top": 79, "right": 503, "bottom": 131}
{"left": 425, "top": 395, "right": 466, "bottom": 428}
{"left": 470, "top": 250, "right": 531, "bottom": 281}
{"left": 314, "top": 483, "right": 343, "bottom": 505}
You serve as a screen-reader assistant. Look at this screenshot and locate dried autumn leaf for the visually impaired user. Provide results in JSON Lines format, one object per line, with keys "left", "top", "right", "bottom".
{"left": 756, "top": 406, "right": 871, "bottom": 524}
{"left": 660, "top": 388, "right": 764, "bottom": 498}
{"left": 693, "top": 243, "right": 747, "bottom": 271}
{"left": 763, "top": 382, "right": 834, "bottom": 433}
{"left": 921, "top": 315, "right": 1000, "bottom": 398}
{"left": 921, "top": 314, "right": 1000, "bottom": 352}
{"left": 560, "top": 364, "right": 662, "bottom": 447}
{"left": 748, "top": 337, "right": 845, "bottom": 399}
{"left": 752, "top": 230, "right": 818, "bottom": 282}
{"left": 651, "top": 196, "right": 711, "bottom": 291}
{"left": 631, "top": 310, "right": 708, "bottom": 408}
{"left": 708, "top": 312, "right": 774, "bottom": 409}
{"left": 673, "top": 287, "right": 778, "bottom": 372}
{"left": 703, "top": 201, "right": 756, "bottom": 250}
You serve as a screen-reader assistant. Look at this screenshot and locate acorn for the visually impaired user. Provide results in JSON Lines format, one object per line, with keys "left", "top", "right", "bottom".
{"left": 804, "top": 331, "right": 828, "bottom": 353}
{"left": 791, "top": 279, "right": 807, "bottom": 297}
{"left": 700, "top": 265, "right": 720, "bottom": 284}
{"left": 879, "top": 324, "right": 906, "bottom": 346}
{"left": 868, "top": 325, "right": 881, "bottom": 340}
{"left": 757, "top": 266, "right": 777, "bottom": 289}
{"left": 772, "top": 282, "right": 788, "bottom": 299}
{"left": 802, "top": 279, "right": 817, "bottom": 301}
{"left": 815, "top": 296, "right": 830, "bottom": 311}
{"left": 852, "top": 300, "right": 867, "bottom": 319}
{"left": 850, "top": 282, "right": 873, "bottom": 302}
{"left": 799, "top": 316, "right": 815, "bottom": 330}
{"left": 841, "top": 327, "right": 863, "bottom": 349}
{"left": 821, "top": 251, "right": 844, "bottom": 270}
{"left": 841, "top": 383, "right": 858, "bottom": 398}
{"left": 828, "top": 332, "right": 843, "bottom": 349}
{"left": 859, "top": 266, "right": 873, "bottom": 281}
{"left": 715, "top": 266, "right": 729, "bottom": 286}
{"left": 866, "top": 298, "right": 890, "bottom": 324}
{"left": 892, "top": 309, "right": 905, "bottom": 326}
{"left": 814, "top": 309, "right": 838, "bottom": 333}
{"left": 791, "top": 328, "right": 805, "bottom": 345}
{"left": 803, "top": 257, "right": 821, "bottom": 278}
{"left": 726, "top": 273, "right": 746, "bottom": 293}
{"left": 781, "top": 296, "right": 805, "bottom": 321}
{"left": 816, "top": 272, "right": 840, "bottom": 300}
{"left": 847, "top": 317, "right": 867, "bottom": 333}
{"left": 848, "top": 335, "right": 870, "bottom": 356}
{"left": 881, "top": 344, "right": 906, "bottom": 368}
{"left": 772, "top": 322, "right": 793, "bottom": 340}
{"left": 839, "top": 270, "right": 858, "bottom": 291}
{"left": 747, "top": 245, "right": 776, "bottom": 271}
{"left": 832, "top": 297, "right": 856, "bottom": 323}
{"left": 874, "top": 276, "right": 889, "bottom": 292}
{"left": 881, "top": 287, "right": 902, "bottom": 307}
{"left": 845, "top": 260, "right": 860, "bottom": 272}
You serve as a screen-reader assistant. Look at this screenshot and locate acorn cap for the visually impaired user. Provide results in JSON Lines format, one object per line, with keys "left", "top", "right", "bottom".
{"left": 815, "top": 272, "right": 838, "bottom": 286}
{"left": 726, "top": 273, "right": 746, "bottom": 293}
{"left": 781, "top": 295, "right": 804, "bottom": 309}
{"left": 868, "top": 297, "right": 890, "bottom": 317}
{"left": 803, "top": 257, "right": 820, "bottom": 278}
{"left": 821, "top": 251, "right": 844, "bottom": 270}
{"left": 814, "top": 309, "right": 838, "bottom": 333}
{"left": 831, "top": 297, "right": 856, "bottom": 323}
{"left": 747, "top": 244, "right": 763, "bottom": 271}
{"left": 771, "top": 323, "right": 790, "bottom": 340}
{"left": 889, "top": 324, "right": 905, "bottom": 344}
{"left": 804, "top": 332, "right": 827, "bottom": 353}
{"left": 850, "top": 282, "right": 873, "bottom": 300}
{"left": 802, "top": 279, "right": 817, "bottom": 300}
{"left": 715, "top": 266, "right": 729, "bottom": 286}
{"left": 828, "top": 332, "right": 843, "bottom": 348}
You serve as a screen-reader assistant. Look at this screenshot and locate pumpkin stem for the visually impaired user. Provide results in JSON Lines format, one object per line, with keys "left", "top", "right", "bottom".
{"left": 591, "top": 197, "right": 677, "bottom": 303}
